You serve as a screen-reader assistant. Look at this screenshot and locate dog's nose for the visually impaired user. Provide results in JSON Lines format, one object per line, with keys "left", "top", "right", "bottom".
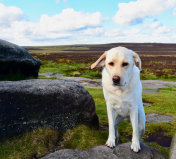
{"left": 112, "top": 75, "right": 120, "bottom": 84}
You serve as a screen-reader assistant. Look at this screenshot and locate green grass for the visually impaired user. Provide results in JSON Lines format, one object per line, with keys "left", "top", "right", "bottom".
{"left": 39, "top": 60, "right": 176, "bottom": 81}
{"left": 38, "top": 75, "right": 57, "bottom": 79}
{"left": 0, "top": 72, "right": 32, "bottom": 81}
{"left": 141, "top": 69, "right": 176, "bottom": 81}
{"left": 27, "top": 45, "right": 90, "bottom": 54}
{"left": 39, "top": 60, "right": 101, "bottom": 79}
{"left": 145, "top": 142, "right": 169, "bottom": 156}
{"left": 61, "top": 125, "right": 108, "bottom": 149}
{"left": 140, "top": 70, "right": 159, "bottom": 80}
{"left": 86, "top": 88, "right": 107, "bottom": 124}
{"left": 0, "top": 128, "right": 60, "bottom": 159}
{"left": 143, "top": 86, "right": 176, "bottom": 118}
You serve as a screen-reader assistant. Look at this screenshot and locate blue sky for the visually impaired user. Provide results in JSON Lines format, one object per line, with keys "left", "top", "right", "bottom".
{"left": 0, "top": 0, "right": 176, "bottom": 46}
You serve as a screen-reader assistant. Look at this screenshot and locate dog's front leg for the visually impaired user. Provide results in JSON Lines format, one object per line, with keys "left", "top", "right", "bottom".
{"left": 130, "top": 109, "right": 141, "bottom": 152}
{"left": 105, "top": 103, "right": 116, "bottom": 148}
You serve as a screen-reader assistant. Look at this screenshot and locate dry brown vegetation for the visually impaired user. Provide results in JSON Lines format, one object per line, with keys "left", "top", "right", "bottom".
{"left": 26, "top": 43, "right": 176, "bottom": 78}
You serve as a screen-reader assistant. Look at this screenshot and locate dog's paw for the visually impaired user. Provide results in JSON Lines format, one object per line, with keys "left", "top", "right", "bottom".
{"left": 105, "top": 139, "right": 116, "bottom": 148}
{"left": 131, "top": 141, "right": 141, "bottom": 152}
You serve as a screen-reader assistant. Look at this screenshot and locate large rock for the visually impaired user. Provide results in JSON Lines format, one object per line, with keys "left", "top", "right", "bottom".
{"left": 0, "top": 79, "right": 99, "bottom": 140}
{"left": 0, "top": 39, "right": 41, "bottom": 79}
{"left": 41, "top": 143, "right": 166, "bottom": 159}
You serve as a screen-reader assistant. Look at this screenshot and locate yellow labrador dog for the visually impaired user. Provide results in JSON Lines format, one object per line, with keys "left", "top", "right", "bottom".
{"left": 91, "top": 47, "right": 145, "bottom": 152}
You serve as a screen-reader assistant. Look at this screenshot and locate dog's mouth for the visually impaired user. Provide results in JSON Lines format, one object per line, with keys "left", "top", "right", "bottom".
{"left": 113, "top": 82, "right": 127, "bottom": 87}
{"left": 113, "top": 83, "right": 121, "bottom": 86}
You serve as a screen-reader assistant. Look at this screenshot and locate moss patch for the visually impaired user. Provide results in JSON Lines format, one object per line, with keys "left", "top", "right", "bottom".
{"left": 39, "top": 60, "right": 101, "bottom": 79}
{"left": 0, "top": 128, "right": 60, "bottom": 159}
{"left": 61, "top": 125, "right": 108, "bottom": 149}
{"left": 143, "top": 86, "right": 176, "bottom": 118}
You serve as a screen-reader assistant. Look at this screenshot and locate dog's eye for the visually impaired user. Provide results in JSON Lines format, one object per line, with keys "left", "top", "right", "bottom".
{"left": 109, "top": 62, "right": 114, "bottom": 66}
{"left": 122, "top": 62, "right": 128, "bottom": 67}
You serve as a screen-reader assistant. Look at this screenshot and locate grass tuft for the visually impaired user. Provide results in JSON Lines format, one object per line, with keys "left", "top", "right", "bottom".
{"left": 0, "top": 128, "right": 60, "bottom": 159}
{"left": 39, "top": 60, "right": 102, "bottom": 79}
{"left": 61, "top": 125, "right": 108, "bottom": 149}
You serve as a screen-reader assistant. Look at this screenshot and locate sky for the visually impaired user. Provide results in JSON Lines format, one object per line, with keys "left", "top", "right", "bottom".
{"left": 0, "top": 0, "right": 176, "bottom": 46}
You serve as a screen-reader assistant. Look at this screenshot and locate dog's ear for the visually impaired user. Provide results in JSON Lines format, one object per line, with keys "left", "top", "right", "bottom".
{"left": 133, "top": 51, "right": 142, "bottom": 71}
{"left": 91, "top": 52, "right": 106, "bottom": 69}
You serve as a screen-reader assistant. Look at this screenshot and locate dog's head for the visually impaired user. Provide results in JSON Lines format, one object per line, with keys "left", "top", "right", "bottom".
{"left": 91, "top": 47, "right": 141, "bottom": 87}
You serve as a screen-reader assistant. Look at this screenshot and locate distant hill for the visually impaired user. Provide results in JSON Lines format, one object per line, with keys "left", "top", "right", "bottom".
{"left": 24, "top": 43, "right": 176, "bottom": 55}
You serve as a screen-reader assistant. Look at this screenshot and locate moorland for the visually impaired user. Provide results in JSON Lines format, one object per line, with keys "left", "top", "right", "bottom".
{"left": 26, "top": 43, "right": 176, "bottom": 80}
{"left": 0, "top": 43, "right": 176, "bottom": 159}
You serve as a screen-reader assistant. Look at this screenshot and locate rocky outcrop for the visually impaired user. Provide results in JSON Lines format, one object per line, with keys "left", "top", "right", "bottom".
{"left": 41, "top": 143, "right": 166, "bottom": 159}
{"left": 170, "top": 132, "right": 176, "bottom": 159}
{"left": 0, "top": 79, "right": 99, "bottom": 140}
{"left": 0, "top": 39, "right": 41, "bottom": 79}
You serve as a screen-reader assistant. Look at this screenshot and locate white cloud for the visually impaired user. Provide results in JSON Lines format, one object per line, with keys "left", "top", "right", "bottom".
{"left": 149, "top": 21, "right": 161, "bottom": 29}
{"left": 0, "top": 3, "right": 23, "bottom": 27}
{"left": 38, "top": 9, "right": 102, "bottom": 33}
{"left": 0, "top": 4, "right": 103, "bottom": 45}
{"left": 1, "top": 3, "right": 176, "bottom": 46}
{"left": 173, "top": 8, "right": 176, "bottom": 16}
{"left": 104, "top": 28, "right": 125, "bottom": 37}
{"left": 56, "top": 0, "right": 68, "bottom": 4}
{"left": 155, "top": 26, "right": 171, "bottom": 34}
{"left": 144, "top": 21, "right": 162, "bottom": 29}
{"left": 114, "top": 0, "right": 176, "bottom": 25}
{"left": 80, "top": 27, "right": 104, "bottom": 36}
{"left": 143, "top": 20, "right": 171, "bottom": 34}
{"left": 56, "top": 0, "right": 60, "bottom": 4}
{"left": 102, "top": 20, "right": 176, "bottom": 44}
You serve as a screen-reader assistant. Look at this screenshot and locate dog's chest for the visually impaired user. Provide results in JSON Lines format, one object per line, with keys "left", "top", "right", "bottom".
{"left": 112, "top": 100, "right": 131, "bottom": 117}
{"left": 109, "top": 93, "right": 133, "bottom": 117}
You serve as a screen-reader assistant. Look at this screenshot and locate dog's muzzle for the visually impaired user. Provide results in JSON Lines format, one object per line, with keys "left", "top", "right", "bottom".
{"left": 112, "top": 75, "right": 120, "bottom": 85}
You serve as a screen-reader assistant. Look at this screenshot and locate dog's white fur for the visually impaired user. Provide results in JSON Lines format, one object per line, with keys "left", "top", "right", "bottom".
{"left": 91, "top": 47, "right": 145, "bottom": 152}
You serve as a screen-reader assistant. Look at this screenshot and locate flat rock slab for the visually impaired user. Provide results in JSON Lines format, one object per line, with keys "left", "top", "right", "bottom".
{"left": 40, "top": 73, "right": 102, "bottom": 88}
{"left": 0, "top": 79, "right": 99, "bottom": 140}
{"left": 41, "top": 143, "right": 166, "bottom": 159}
{"left": 146, "top": 113, "right": 175, "bottom": 123}
{"left": 142, "top": 80, "right": 176, "bottom": 90}
{"left": 143, "top": 90, "right": 159, "bottom": 93}
{"left": 39, "top": 73, "right": 176, "bottom": 90}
